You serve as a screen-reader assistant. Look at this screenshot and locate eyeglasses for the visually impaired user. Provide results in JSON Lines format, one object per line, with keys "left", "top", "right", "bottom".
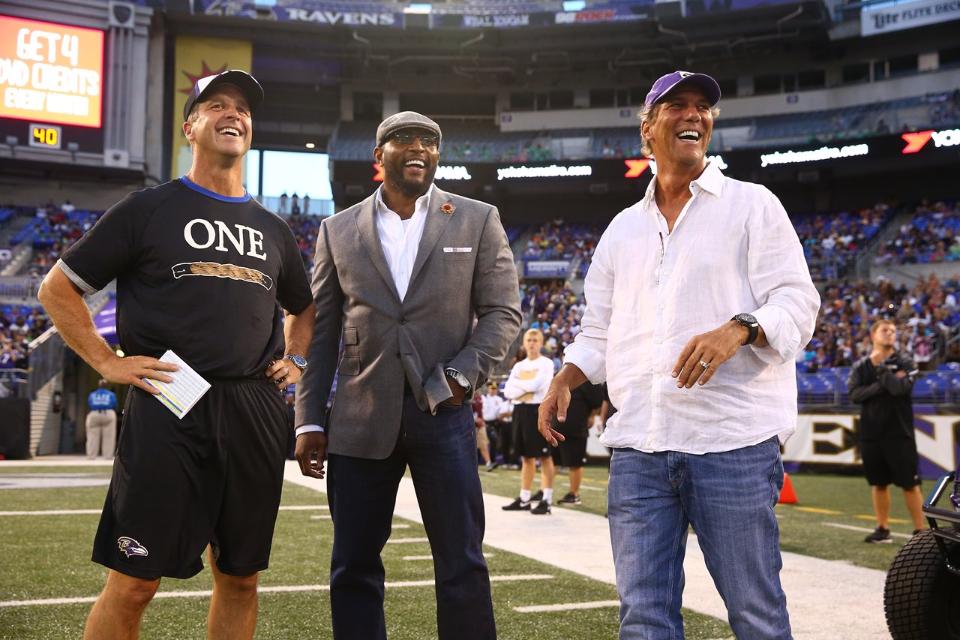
{"left": 390, "top": 132, "right": 439, "bottom": 148}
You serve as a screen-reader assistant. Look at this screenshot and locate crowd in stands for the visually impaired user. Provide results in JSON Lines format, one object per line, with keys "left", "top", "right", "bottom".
{"left": 0, "top": 305, "right": 51, "bottom": 395}
{"left": 285, "top": 212, "right": 323, "bottom": 271}
{"left": 522, "top": 220, "right": 603, "bottom": 265}
{"left": 798, "top": 274, "right": 960, "bottom": 372}
{"left": 795, "top": 204, "right": 890, "bottom": 280}
{"left": 520, "top": 280, "right": 585, "bottom": 368}
{"left": 874, "top": 201, "right": 960, "bottom": 265}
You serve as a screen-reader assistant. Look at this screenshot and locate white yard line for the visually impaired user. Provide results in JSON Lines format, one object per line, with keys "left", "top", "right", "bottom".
{"left": 0, "top": 505, "right": 326, "bottom": 517}
{"left": 403, "top": 553, "right": 494, "bottom": 561}
{"left": 824, "top": 522, "right": 913, "bottom": 540}
{"left": 0, "top": 574, "right": 554, "bottom": 608}
{"left": 514, "top": 600, "right": 619, "bottom": 613}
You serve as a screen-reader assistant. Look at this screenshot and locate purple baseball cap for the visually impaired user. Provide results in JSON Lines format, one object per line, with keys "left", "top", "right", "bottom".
{"left": 644, "top": 71, "right": 721, "bottom": 108}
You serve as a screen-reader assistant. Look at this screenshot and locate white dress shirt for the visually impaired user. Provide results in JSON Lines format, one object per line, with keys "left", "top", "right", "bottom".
{"left": 562, "top": 161, "right": 820, "bottom": 454}
{"left": 503, "top": 355, "right": 555, "bottom": 405}
{"left": 295, "top": 185, "right": 434, "bottom": 437}
{"left": 481, "top": 393, "right": 506, "bottom": 421}
{"left": 375, "top": 185, "right": 433, "bottom": 301}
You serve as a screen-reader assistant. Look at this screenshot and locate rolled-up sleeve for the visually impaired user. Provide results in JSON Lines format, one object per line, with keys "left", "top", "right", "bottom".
{"left": 748, "top": 188, "right": 821, "bottom": 365}
{"left": 563, "top": 229, "right": 614, "bottom": 383}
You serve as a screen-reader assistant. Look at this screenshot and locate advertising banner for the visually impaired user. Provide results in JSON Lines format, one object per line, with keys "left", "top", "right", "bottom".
{"left": 862, "top": 0, "right": 960, "bottom": 36}
{"left": 170, "top": 36, "right": 252, "bottom": 178}
{"left": 0, "top": 15, "right": 104, "bottom": 128}
{"left": 524, "top": 260, "right": 571, "bottom": 279}
{"left": 786, "top": 411, "right": 959, "bottom": 480}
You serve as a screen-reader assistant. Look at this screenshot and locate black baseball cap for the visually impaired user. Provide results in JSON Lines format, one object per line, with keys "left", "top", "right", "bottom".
{"left": 644, "top": 70, "right": 721, "bottom": 108}
{"left": 182, "top": 70, "right": 264, "bottom": 121}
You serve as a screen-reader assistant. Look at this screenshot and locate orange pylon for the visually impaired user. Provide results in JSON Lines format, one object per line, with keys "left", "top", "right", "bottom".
{"left": 778, "top": 472, "right": 798, "bottom": 504}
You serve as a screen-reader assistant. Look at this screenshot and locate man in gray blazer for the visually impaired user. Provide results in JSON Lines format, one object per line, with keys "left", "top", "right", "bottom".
{"left": 295, "top": 111, "right": 521, "bottom": 640}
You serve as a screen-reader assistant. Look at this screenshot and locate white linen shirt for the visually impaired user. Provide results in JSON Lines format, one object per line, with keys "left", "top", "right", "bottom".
{"left": 562, "top": 161, "right": 820, "bottom": 454}
{"left": 295, "top": 184, "right": 434, "bottom": 437}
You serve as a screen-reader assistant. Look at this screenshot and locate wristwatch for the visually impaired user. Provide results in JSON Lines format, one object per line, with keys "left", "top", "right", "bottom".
{"left": 284, "top": 354, "right": 308, "bottom": 374}
{"left": 444, "top": 368, "right": 472, "bottom": 396}
{"left": 731, "top": 313, "right": 760, "bottom": 346}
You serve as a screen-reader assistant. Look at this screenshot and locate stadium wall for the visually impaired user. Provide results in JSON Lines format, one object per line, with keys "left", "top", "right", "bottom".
{"left": 499, "top": 67, "right": 960, "bottom": 131}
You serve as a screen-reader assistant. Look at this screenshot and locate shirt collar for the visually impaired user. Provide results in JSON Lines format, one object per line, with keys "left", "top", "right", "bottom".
{"left": 642, "top": 158, "right": 726, "bottom": 207}
{"left": 375, "top": 184, "right": 434, "bottom": 218}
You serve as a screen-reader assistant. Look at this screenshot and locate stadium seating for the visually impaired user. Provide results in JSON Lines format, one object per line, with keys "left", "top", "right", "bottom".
{"left": 874, "top": 201, "right": 960, "bottom": 265}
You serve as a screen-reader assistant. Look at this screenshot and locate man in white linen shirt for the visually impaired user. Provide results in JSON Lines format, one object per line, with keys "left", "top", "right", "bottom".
{"left": 538, "top": 70, "right": 820, "bottom": 640}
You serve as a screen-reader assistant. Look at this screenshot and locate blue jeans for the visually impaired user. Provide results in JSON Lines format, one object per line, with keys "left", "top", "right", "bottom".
{"left": 327, "top": 395, "right": 496, "bottom": 640}
{"left": 607, "top": 437, "right": 791, "bottom": 640}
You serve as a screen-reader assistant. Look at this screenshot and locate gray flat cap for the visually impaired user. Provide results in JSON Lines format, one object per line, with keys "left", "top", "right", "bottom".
{"left": 376, "top": 111, "right": 442, "bottom": 147}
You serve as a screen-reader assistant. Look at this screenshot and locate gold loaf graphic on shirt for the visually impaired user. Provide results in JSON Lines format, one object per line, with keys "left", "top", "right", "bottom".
{"left": 171, "top": 262, "right": 274, "bottom": 291}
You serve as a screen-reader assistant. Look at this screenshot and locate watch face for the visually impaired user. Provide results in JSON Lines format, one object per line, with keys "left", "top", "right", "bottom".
{"left": 736, "top": 313, "right": 758, "bottom": 326}
{"left": 288, "top": 355, "right": 307, "bottom": 368}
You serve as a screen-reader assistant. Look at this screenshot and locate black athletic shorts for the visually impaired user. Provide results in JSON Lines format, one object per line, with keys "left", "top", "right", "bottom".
{"left": 557, "top": 435, "right": 588, "bottom": 468}
{"left": 861, "top": 438, "right": 921, "bottom": 489}
{"left": 513, "top": 404, "right": 550, "bottom": 459}
{"left": 92, "top": 379, "right": 288, "bottom": 580}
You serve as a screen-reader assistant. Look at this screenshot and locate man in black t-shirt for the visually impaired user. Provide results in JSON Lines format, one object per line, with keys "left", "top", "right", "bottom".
{"left": 847, "top": 319, "right": 925, "bottom": 543}
{"left": 38, "top": 70, "right": 314, "bottom": 640}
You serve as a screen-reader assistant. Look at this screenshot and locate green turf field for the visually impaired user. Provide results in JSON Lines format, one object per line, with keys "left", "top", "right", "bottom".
{"left": 0, "top": 465, "right": 733, "bottom": 640}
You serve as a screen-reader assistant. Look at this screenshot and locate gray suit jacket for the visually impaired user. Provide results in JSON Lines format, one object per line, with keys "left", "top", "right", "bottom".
{"left": 295, "top": 186, "right": 522, "bottom": 459}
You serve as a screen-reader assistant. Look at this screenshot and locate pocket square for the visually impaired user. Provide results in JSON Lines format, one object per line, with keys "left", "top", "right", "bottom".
{"left": 443, "top": 247, "right": 472, "bottom": 253}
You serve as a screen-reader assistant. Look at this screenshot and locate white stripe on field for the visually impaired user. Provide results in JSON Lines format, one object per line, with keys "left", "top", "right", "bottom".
{"left": 0, "top": 574, "right": 553, "bottom": 608}
{"left": 0, "top": 505, "right": 327, "bottom": 517}
{"left": 514, "top": 600, "right": 620, "bottom": 613}
{"left": 311, "top": 516, "right": 409, "bottom": 530}
{"left": 403, "top": 553, "right": 494, "bottom": 561}
{"left": 823, "top": 522, "right": 913, "bottom": 540}
{"left": 385, "top": 537, "right": 430, "bottom": 544}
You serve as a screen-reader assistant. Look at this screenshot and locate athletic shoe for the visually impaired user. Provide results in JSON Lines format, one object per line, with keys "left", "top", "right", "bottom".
{"left": 531, "top": 490, "right": 543, "bottom": 502}
{"left": 912, "top": 528, "right": 923, "bottom": 535}
{"left": 530, "top": 499, "right": 552, "bottom": 515}
{"left": 485, "top": 461, "right": 498, "bottom": 471}
{"left": 502, "top": 497, "right": 531, "bottom": 511}
{"left": 558, "top": 492, "right": 581, "bottom": 505}
{"left": 864, "top": 527, "right": 892, "bottom": 543}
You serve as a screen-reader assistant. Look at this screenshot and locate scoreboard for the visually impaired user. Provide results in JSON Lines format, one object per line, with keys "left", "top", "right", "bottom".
{"left": 0, "top": 14, "right": 105, "bottom": 154}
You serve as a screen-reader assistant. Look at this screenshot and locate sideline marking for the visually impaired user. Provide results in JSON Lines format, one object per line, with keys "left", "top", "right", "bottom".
{"left": 404, "top": 553, "right": 494, "bottom": 561}
{"left": 514, "top": 600, "right": 619, "bottom": 613}
{"left": 0, "top": 505, "right": 327, "bottom": 517}
{"left": 795, "top": 507, "right": 842, "bottom": 515}
{"left": 823, "top": 522, "right": 913, "bottom": 540}
{"left": 0, "top": 574, "right": 554, "bottom": 608}
{"left": 385, "top": 537, "right": 430, "bottom": 544}
{"left": 855, "top": 514, "right": 907, "bottom": 524}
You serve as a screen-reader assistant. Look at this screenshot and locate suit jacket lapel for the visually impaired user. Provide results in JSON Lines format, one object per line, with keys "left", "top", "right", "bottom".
{"left": 355, "top": 194, "right": 401, "bottom": 301}
{"left": 408, "top": 187, "right": 453, "bottom": 289}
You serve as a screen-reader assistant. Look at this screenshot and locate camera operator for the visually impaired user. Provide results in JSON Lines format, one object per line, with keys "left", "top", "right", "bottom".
{"left": 848, "top": 318, "right": 926, "bottom": 543}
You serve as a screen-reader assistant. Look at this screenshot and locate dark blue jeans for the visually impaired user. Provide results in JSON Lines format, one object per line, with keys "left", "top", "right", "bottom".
{"left": 327, "top": 395, "right": 496, "bottom": 640}
{"left": 607, "top": 437, "right": 791, "bottom": 640}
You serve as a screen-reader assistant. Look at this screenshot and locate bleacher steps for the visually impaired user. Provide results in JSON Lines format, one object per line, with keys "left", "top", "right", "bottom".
{"left": 31, "top": 373, "right": 62, "bottom": 456}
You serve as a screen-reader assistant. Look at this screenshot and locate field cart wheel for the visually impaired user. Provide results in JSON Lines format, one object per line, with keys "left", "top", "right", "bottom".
{"left": 884, "top": 528, "right": 960, "bottom": 639}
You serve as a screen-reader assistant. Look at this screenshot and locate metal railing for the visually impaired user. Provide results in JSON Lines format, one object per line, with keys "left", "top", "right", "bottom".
{"left": 0, "top": 369, "right": 29, "bottom": 400}
{"left": 26, "top": 326, "right": 64, "bottom": 401}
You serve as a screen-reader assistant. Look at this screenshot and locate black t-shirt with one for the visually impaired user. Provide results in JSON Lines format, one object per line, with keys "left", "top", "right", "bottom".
{"left": 61, "top": 178, "right": 312, "bottom": 378}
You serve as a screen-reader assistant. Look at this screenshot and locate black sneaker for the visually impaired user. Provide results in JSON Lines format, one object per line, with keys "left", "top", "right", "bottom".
{"left": 530, "top": 499, "right": 552, "bottom": 515}
{"left": 558, "top": 492, "right": 581, "bottom": 505}
{"left": 502, "top": 497, "right": 531, "bottom": 511}
{"left": 531, "top": 490, "right": 543, "bottom": 502}
{"left": 864, "top": 527, "right": 892, "bottom": 543}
